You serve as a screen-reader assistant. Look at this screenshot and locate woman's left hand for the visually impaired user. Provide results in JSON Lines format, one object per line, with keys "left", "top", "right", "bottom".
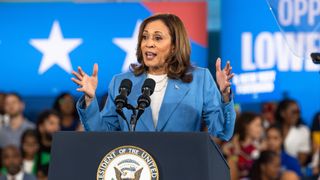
{"left": 215, "top": 57, "right": 234, "bottom": 102}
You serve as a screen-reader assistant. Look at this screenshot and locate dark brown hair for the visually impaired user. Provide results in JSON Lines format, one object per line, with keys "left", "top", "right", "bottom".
{"left": 275, "top": 98, "right": 302, "bottom": 127}
{"left": 235, "top": 112, "right": 261, "bottom": 142}
{"left": 131, "top": 13, "right": 193, "bottom": 83}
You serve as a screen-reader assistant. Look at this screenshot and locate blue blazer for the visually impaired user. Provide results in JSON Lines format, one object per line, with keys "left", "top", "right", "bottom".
{"left": 77, "top": 67, "right": 236, "bottom": 141}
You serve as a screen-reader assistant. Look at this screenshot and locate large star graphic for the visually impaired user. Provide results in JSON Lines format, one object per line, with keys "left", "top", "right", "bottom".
{"left": 113, "top": 20, "right": 142, "bottom": 72}
{"left": 30, "top": 20, "right": 82, "bottom": 74}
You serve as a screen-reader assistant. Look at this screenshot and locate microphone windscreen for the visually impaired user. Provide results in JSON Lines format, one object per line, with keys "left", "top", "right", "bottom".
{"left": 311, "top": 53, "right": 320, "bottom": 64}
{"left": 142, "top": 78, "right": 156, "bottom": 95}
{"left": 119, "top": 79, "right": 132, "bottom": 94}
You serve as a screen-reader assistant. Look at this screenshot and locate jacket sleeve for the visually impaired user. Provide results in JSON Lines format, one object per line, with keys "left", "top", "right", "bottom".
{"left": 202, "top": 69, "right": 236, "bottom": 141}
{"left": 76, "top": 76, "right": 120, "bottom": 132}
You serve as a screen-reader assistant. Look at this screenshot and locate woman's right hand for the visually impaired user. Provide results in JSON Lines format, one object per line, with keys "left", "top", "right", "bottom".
{"left": 71, "top": 63, "right": 98, "bottom": 106}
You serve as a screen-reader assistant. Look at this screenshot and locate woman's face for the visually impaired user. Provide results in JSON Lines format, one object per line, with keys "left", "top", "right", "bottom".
{"left": 22, "top": 136, "right": 39, "bottom": 157}
{"left": 266, "top": 128, "right": 282, "bottom": 152}
{"left": 281, "top": 102, "right": 300, "bottom": 126}
{"left": 247, "top": 117, "right": 263, "bottom": 140}
{"left": 59, "top": 95, "right": 75, "bottom": 115}
{"left": 141, "top": 20, "right": 174, "bottom": 74}
{"left": 40, "top": 114, "right": 60, "bottom": 134}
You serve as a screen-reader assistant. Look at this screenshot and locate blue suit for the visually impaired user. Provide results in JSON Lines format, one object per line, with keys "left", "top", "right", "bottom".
{"left": 77, "top": 67, "right": 236, "bottom": 141}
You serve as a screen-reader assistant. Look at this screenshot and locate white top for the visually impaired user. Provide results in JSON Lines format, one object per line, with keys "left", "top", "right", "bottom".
{"left": 0, "top": 114, "right": 9, "bottom": 128}
{"left": 284, "top": 125, "right": 311, "bottom": 157}
{"left": 23, "top": 159, "right": 34, "bottom": 174}
{"left": 7, "top": 170, "right": 24, "bottom": 180}
{"left": 147, "top": 74, "right": 168, "bottom": 128}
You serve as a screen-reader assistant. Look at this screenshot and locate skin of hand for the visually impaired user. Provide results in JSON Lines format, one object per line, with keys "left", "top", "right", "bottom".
{"left": 71, "top": 63, "right": 98, "bottom": 107}
{"left": 215, "top": 57, "right": 234, "bottom": 103}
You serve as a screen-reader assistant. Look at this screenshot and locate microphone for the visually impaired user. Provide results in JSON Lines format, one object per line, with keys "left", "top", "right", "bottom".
{"left": 115, "top": 79, "right": 132, "bottom": 120}
{"left": 136, "top": 78, "right": 156, "bottom": 120}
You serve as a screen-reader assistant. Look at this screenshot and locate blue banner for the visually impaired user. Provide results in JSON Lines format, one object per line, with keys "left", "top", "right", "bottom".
{"left": 0, "top": 2, "right": 207, "bottom": 97}
{"left": 221, "top": 0, "right": 320, "bottom": 125}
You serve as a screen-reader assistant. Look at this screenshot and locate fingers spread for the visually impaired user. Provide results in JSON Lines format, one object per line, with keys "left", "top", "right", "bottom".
{"left": 72, "top": 70, "right": 83, "bottom": 81}
{"left": 226, "top": 66, "right": 232, "bottom": 75}
{"left": 228, "top": 73, "right": 235, "bottom": 80}
{"left": 76, "top": 87, "right": 84, "bottom": 92}
{"left": 224, "top": 61, "right": 230, "bottom": 71}
{"left": 215, "top": 57, "right": 222, "bottom": 72}
{"left": 71, "top": 77, "right": 82, "bottom": 86}
{"left": 78, "top": 66, "right": 85, "bottom": 76}
{"left": 92, "top": 63, "right": 98, "bottom": 77}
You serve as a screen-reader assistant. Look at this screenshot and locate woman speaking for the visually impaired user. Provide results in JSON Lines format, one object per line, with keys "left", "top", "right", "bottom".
{"left": 71, "top": 13, "right": 236, "bottom": 141}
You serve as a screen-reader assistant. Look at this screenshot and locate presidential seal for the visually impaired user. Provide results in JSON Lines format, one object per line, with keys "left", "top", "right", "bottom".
{"left": 97, "top": 145, "right": 159, "bottom": 180}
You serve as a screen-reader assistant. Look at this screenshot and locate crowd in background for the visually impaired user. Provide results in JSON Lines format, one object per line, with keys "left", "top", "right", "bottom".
{"left": 0, "top": 92, "right": 319, "bottom": 180}
{"left": 0, "top": 92, "right": 82, "bottom": 180}
{"left": 211, "top": 100, "right": 320, "bottom": 180}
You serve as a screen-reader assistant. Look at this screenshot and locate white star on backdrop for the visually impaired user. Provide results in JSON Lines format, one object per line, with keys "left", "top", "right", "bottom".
{"left": 30, "top": 20, "right": 82, "bottom": 74}
{"left": 113, "top": 20, "right": 142, "bottom": 72}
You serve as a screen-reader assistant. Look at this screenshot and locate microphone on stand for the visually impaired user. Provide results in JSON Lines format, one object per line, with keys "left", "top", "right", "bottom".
{"left": 115, "top": 79, "right": 132, "bottom": 121}
{"left": 136, "top": 78, "right": 156, "bottom": 121}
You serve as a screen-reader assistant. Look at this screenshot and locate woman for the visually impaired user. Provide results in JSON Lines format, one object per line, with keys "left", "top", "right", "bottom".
{"left": 36, "top": 110, "right": 61, "bottom": 177}
{"left": 53, "top": 92, "right": 80, "bottom": 131}
{"left": 249, "top": 150, "right": 299, "bottom": 180}
{"left": 21, "top": 129, "right": 40, "bottom": 175}
{"left": 275, "top": 99, "right": 311, "bottom": 166}
{"left": 71, "top": 14, "right": 236, "bottom": 141}
{"left": 266, "top": 125, "right": 302, "bottom": 176}
{"left": 227, "top": 112, "right": 264, "bottom": 179}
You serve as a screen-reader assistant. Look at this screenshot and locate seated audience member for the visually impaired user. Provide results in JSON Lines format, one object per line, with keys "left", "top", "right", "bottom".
{"left": 0, "top": 145, "right": 36, "bottom": 180}
{"left": 0, "top": 93, "right": 34, "bottom": 148}
{"left": 20, "top": 130, "right": 39, "bottom": 175}
{"left": 266, "top": 125, "right": 302, "bottom": 176}
{"left": 53, "top": 93, "right": 79, "bottom": 131}
{"left": 249, "top": 150, "right": 299, "bottom": 180}
{"left": 36, "top": 110, "right": 60, "bottom": 175}
{"left": 227, "top": 112, "right": 265, "bottom": 179}
{"left": 275, "top": 99, "right": 311, "bottom": 166}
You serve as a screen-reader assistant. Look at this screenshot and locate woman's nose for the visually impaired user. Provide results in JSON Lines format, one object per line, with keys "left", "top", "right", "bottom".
{"left": 145, "top": 39, "right": 155, "bottom": 48}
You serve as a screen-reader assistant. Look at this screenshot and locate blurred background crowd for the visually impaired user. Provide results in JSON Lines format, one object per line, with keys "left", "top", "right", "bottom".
{"left": 0, "top": 92, "right": 319, "bottom": 179}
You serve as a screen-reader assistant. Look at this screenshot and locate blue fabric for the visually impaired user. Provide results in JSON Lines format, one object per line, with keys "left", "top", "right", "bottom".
{"left": 281, "top": 151, "right": 303, "bottom": 177}
{"left": 76, "top": 67, "right": 236, "bottom": 141}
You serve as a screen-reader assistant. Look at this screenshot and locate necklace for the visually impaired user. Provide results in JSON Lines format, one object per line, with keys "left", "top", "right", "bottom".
{"left": 154, "top": 82, "right": 167, "bottom": 92}
{"left": 154, "top": 76, "right": 168, "bottom": 92}
{"left": 148, "top": 74, "right": 168, "bottom": 92}
{"left": 155, "top": 75, "right": 168, "bottom": 83}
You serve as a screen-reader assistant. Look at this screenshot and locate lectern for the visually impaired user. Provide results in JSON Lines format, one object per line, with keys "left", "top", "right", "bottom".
{"left": 48, "top": 132, "right": 230, "bottom": 180}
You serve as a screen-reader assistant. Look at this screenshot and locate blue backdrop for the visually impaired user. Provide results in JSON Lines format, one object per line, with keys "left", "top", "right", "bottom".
{"left": 221, "top": 0, "right": 320, "bottom": 125}
{"left": 0, "top": 3, "right": 207, "bottom": 97}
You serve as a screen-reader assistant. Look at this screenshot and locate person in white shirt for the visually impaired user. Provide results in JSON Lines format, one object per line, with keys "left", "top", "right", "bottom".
{"left": 0, "top": 145, "right": 36, "bottom": 180}
{"left": 20, "top": 130, "right": 39, "bottom": 175}
{"left": 275, "top": 99, "right": 311, "bottom": 166}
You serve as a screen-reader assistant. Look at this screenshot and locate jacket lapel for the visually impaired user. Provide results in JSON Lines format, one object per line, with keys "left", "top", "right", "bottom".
{"left": 156, "top": 79, "right": 190, "bottom": 131}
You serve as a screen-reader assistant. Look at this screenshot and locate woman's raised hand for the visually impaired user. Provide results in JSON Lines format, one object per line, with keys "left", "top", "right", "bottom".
{"left": 71, "top": 63, "right": 98, "bottom": 105}
{"left": 215, "top": 58, "right": 234, "bottom": 102}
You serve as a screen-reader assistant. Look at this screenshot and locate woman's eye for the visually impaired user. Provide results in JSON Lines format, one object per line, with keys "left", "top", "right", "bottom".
{"left": 155, "top": 36, "right": 162, "bottom": 41}
{"left": 142, "top": 35, "right": 148, "bottom": 40}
